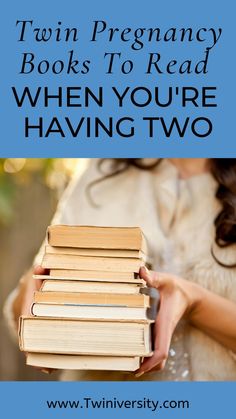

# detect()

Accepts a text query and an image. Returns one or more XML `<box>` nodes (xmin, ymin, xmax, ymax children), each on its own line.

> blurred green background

<box><xmin>0</xmin><ymin>158</ymin><xmax>88</xmax><ymax>380</ymax></box>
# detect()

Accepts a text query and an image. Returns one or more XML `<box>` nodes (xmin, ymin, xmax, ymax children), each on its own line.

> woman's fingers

<box><xmin>34</xmin><ymin>265</ymin><xmax>49</xmax><ymax>275</ymax></box>
<box><xmin>136</xmin><ymin>295</ymin><xmax>175</xmax><ymax>375</ymax></box>
<box><xmin>135</xmin><ymin>274</ymin><xmax>189</xmax><ymax>376</ymax></box>
<box><xmin>40</xmin><ymin>368</ymin><xmax>57</xmax><ymax>375</ymax></box>
<box><xmin>139</xmin><ymin>266</ymin><xmax>162</xmax><ymax>288</ymax></box>
<box><xmin>33</xmin><ymin>265</ymin><xmax>49</xmax><ymax>290</ymax></box>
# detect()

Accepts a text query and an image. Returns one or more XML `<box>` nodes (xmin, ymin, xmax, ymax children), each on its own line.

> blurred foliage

<box><xmin>0</xmin><ymin>159</ymin><xmax>87</xmax><ymax>225</ymax></box>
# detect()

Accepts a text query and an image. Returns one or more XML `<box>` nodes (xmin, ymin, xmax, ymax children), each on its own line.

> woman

<box><xmin>4</xmin><ymin>158</ymin><xmax>236</xmax><ymax>381</ymax></box>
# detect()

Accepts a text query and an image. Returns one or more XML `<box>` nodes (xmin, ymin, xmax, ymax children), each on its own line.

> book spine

<box><xmin>33</xmin><ymin>291</ymin><xmax>150</xmax><ymax>307</ymax></box>
<box><xmin>42</xmin><ymin>255</ymin><xmax>143</xmax><ymax>273</ymax></box>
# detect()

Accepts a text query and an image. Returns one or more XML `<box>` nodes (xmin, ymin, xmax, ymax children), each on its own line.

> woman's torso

<box><xmin>47</xmin><ymin>159</ymin><xmax>236</xmax><ymax>381</ymax></box>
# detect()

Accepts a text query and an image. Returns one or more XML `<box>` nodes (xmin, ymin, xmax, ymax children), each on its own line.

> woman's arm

<box><xmin>136</xmin><ymin>267</ymin><xmax>236</xmax><ymax>375</ymax></box>
<box><xmin>188</xmin><ymin>281</ymin><xmax>236</xmax><ymax>351</ymax></box>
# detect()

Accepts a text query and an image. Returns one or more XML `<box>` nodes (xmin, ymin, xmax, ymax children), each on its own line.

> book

<box><xmin>21</xmin><ymin>224</ymin><xmax>151</xmax><ymax>371</ymax></box>
<box><xmin>26</xmin><ymin>352</ymin><xmax>142</xmax><ymax>371</ymax></box>
<box><xmin>26</xmin><ymin>353</ymin><xmax>141</xmax><ymax>371</ymax></box>
<box><xmin>19</xmin><ymin>317</ymin><xmax>153</xmax><ymax>356</ymax></box>
<box><xmin>34</xmin><ymin>272</ymin><xmax>144</xmax><ymax>284</ymax></box>
<box><xmin>33</xmin><ymin>291</ymin><xmax>150</xmax><ymax>307</ymax></box>
<box><xmin>42</xmin><ymin>253</ymin><xmax>144</xmax><ymax>273</ymax></box>
<box><xmin>49</xmin><ymin>269</ymin><xmax>141</xmax><ymax>282</ymax></box>
<box><xmin>47</xmin><ymin>225</ymin><xmax>147</xmax><ymax>253</ymax></box>
<box><xmin>31</xmin><ymin>303</ymin><xmax>149</xmax><ymax>321</ymax></box>
<box><xmin>40</xmin><ymin>280</ymin><xmax>144</xmax><ymax>294</ymax></box>
<box><xmin>45</xmin><ymin>245</ymin><xmax>146</xmax><ymax>260</ymax></box>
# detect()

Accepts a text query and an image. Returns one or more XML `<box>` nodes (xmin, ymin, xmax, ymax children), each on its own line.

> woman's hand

<box><xmin>136</xmin><ymin>267</ymin><xmax>198</xmax><ymax>376</ymax></box>
<box><xmin>16</xmin><ymin>265</ymin><xmax>55</xmax><ymax>375</ymax></box>
<box><xmin>136</xmin><ymin>266</ymin><xmax>236</xmax><ymax>376</ymax></box>
<box><xmin>20</xmin><ymin>266</ymin><xmax>47</xmax><ymax>316</ymax></box>
<box><xmin>13</xmin><ymin>266</ymin><xmax>47</xmax><ymax>323</ymax></box>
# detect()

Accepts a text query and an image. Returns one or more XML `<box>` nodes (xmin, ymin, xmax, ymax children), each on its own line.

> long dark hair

<box><xmin>88</xmin><ymin>158</ymin><xmax>236</xmax><ymax>268</ymax></box>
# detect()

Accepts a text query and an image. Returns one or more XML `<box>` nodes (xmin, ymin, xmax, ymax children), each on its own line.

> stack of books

<box><xmin>19</xmin><ymin>225</ymin><xmax>153</xmax><ymax>371</ymax></box>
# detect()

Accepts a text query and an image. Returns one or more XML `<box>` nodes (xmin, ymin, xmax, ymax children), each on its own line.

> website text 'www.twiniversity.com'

<box><xmin>46</xmin><ymin>396</ymin><xmax>190</xmax><ymax>412</ymax></box>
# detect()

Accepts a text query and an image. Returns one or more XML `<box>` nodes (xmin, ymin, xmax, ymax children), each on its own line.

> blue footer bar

<box><xmin>0</xmin><ymin>382</ymin><xmax>235</xmax><ymax>418</ymax></box>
